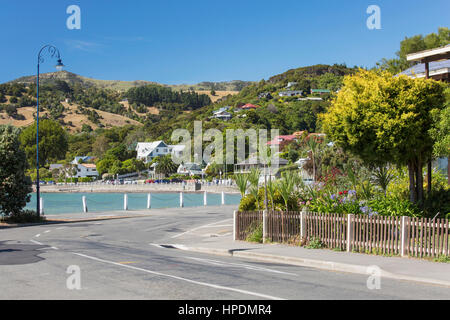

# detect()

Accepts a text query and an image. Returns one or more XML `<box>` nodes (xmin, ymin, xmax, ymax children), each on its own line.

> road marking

<box><xmin>50</xmin><ymin>247</ymin><xmax>59</xmax><ymax>250</ymax></box>
<box><xmin>184</xmin><ymin>256</ymin><xmax>298</xmax><ymax>276</ymax></box>
<box><xmin>72</xmin><ymin>252</ymin><xmax>284</xmax><ymax>300</ymax></box>
<box><xmin>118</xmin><ymin>261</ymin><xmax>138</xmax><ymax>264</ymax></box>
<box><xmin>30</xmin><ymin>239</ymin><xmax>43</xmax><ymax>245</ymax></box>
<box><xmin>35</xmin><ymin>234</ymin><xmax>41</xmax><ymax>238</ymax></box>
<box><xmin>44</xmin><ymin>230</ymin><xmax>51</xmax><ymax>233</ymax></box>
<box><xmin>171</xmin><ymin>219</ymin><xmax>232</xmax><ymax>239</ymax></box>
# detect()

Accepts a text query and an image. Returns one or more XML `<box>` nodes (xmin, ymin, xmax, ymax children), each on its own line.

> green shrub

<box><xmin>245</xmin><ymin>223</ymin><xmax>263</xmax><ymax>243</ymax></box>
<box><xmin>305</xmin><ymin>237</ymin><xmax>324</xmax><ymax>249</ymax></box>
<box><xmin>239</xmin><ymin>194</ymin><xmax>257</xmax><ymax>211</ymax></box>
<box><xmin>1</xmin><ymin>210</ymin><xmax>46</xmax><ymax>224</ymax></box>
<box><xmin>368</xmin><ymin>197</ymin><xmax>422</xmax><ymax>217</ymax></box>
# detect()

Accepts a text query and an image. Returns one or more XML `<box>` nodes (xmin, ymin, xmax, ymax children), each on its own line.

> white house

<box><xmin>177</xmin><ymin>163</ymin><xmax>203</xmax><ymax>176</ymax></box>
<box><xmin>49</xmin><ymin>162</ymin><xmax>98</xmax><ymax>179</ymax></box>
<box><xmin>71</xmin><ymin>156</ymin><xmax>95</xmax><ymax>164</ymax></box>
<box><xmin>74</xmin><ymin>163</ymin><xmax>99</xmax><ymax>178</ymax></box>
<box><xmin>136</xmin><ymin>141</ymin><xmax>186</xmax><ymax>164</ymax></box>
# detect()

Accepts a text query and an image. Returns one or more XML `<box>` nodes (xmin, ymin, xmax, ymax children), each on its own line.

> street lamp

<box><xmin>36</xmin><ymin>45</ymin><xmax>64</xmax><ymax>217</ymax></box>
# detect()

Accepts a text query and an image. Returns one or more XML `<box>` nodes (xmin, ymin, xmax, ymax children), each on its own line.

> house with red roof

<box><xmin>267</xmin><ymin>135</ymin><xmax>298</xmax><ymax>150</ymax></box>
<box><xmin>239</xmin><ymin>103</ymin><xmax>260</xmax><ymax>110</ymax></box>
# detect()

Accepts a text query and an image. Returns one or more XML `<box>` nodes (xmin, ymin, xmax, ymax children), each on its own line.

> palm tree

<box><xmin>267</xmin><ymin>178</ymin><xmax>276</xmax><ymax>211</ymax></box>
<box><xmin>248</xmin><ymin>168</ymin><xmax>261</xmax><ymax>211</ymax></box>
<box><xmin>372</xmin><ymin>165</ymin><xmax>394</xmax><ymax>197</ymax></box>
<box><xmin>155</xmin><ymin>155</ymin><xmax>178</xmax><ymax>177</ymax></box>
<box><xmin>306</xmin><ymin>137</ymin><xmax>319</xmax><ymax>183</ymax></box>
<box><xmin>277</xmin><ymin>171</ymin><xmax>299</xmax><ymax>242</ymax></box>
<box><xmin>234</xmin><ymin>173</ymin><xmax>249</xmax><ymax>198</ymax></box>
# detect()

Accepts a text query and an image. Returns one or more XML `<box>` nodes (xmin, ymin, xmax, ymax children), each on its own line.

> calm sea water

<box><xmin>26</xmin><ymin>192</ymin><xmax>241</xmax><ymax>215</ymax></box>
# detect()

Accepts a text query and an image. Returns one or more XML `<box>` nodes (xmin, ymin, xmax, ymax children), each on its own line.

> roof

<box><xmin>240</xmin><ymin>103</ymin><xmax>260</xmax><ymax>109</ymax></box>
<box><xmin>399</xmin><ymin>59</ymin><xmax>450</xmax><ymax>79</ymax></box>
<box><xmin>81</xmin><ymin>163</ymin><xmax>97</xmax><ymax>169</ymax></box>
<box><xmin>406</xmin><ymin>45</ymin><xmax>450</xmax><ymax>62</ymax></box>
<box><xmin>311</xmin><ymin>89</ymin><xmax>331</xmax><ymax>93</ymax></box>
<box><xmin>136</xmin><ymin>141</ymin><xmax>167</xmax><ymax>157</ymax></box>
<box><xmin>72</xmin><ymin>156</ymin><xmax>94</xmax><ymax>164</ymax></box>
<box><xmin>267</xmin><ymin>135</ymin><xmax>298</xmax><ymax>145</ymax></box>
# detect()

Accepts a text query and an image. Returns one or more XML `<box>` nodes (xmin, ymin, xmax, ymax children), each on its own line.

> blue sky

<box><xmin>0</xmin><ymin>0</ymin><xmax>449</xmax><ymax>84</ymax></box>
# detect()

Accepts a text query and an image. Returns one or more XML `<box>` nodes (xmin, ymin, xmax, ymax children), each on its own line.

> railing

<box><xmin>234</xmin><ymin>210</ymin><xmax>450</xmax><ymax>258</ymax></box>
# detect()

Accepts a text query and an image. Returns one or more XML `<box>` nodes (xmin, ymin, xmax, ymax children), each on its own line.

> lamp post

<box><xmin>36</xmin><ymin>45</ymin><xmax>64</xmax><ymax>217</ymax></box>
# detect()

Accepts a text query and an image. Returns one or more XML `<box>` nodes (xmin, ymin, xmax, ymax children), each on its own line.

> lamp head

<box><xmin>55</xmin><ymin>59</ymin><xmax>64</xmax><ymax>71</ymax></box>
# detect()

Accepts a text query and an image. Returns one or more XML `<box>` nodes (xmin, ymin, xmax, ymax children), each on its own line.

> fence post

<box><xmin>401</xmin><ymin>216</ymin><xmax>410</xmax><ymax>257</ymax></box>
<box><xmin>180</xmin><ymin>192</ymin><xmax>184</xmax><ymax>208</ymax></box>
<box><xmin>204</xmin><ymin>191</ymin><xmax>207</xmax><ymax>206</ymax></box>
<box><xmin>347</xmin><ymin>214</ymin><xmax>354</xmax><ymax>252</ymax></box>
<box><xmin>82</xmin><ymin>196</ymin><xmax>88</xmax><ymax>213</ymax></box>
<box><xmin>300</xmin><ymin>207</ymin><xmax>308</xmax><ymax>239</ymax></box>
<box><xmin>40</xmin><ymin>197</ymin><xmax>44</xmax><ymax>215</ymax></box>
<box><xmin>233</xmin><ymin>210</ymin><xmax>237</xmax><ymax>241</ymax></box>
<box><xmin>263</xmin><ymin>210</ymin><xmax>267</xmax><ymax>243</ymax></box>
<box><xmin>147</xmin><ymin>193</ymin><xmax>151</xmax><ymax>209</ymax></box>
<box><xmin>123</xmin><ymin>193</ymin><xmax>128</xmax><ymax>211</ymax></box>
<box><xmin>221</xmin><ymin>191</ymin><xmax>225</xmax><ymax>205</ymax></box>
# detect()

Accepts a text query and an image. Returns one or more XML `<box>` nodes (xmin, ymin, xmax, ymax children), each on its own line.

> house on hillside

<box><xmin>49</xmin><ymin>162</ymin><xmax>99</xmax><ymax>179</ymax></box>
<box><xmin>177</xmin><ymin>163</ymin><xmax>204</xmax><ymax>176</ymax></box>
<box><xmin>310</xmin><ymin>89</ymin><xmax>331</xmax><ymax>95</ymax></box>
<box><xmin>211</xmin><ymin>106</ymin><xmax>232</xmax><ymax>121</ymax></box>
<box><xmin>267</xmin><ymin>135</ymin><xmax>299</xmax><ymax>150</ymax></box>
<box><xmin>298</xmin><ymin>97</ymin><xmax>323</xmax><ymax>101</ymax></box>
<box><xmin>286</xmin><ymin>82</ymin><xmax>298</xmax><ymax>89</ymax></box>
<box><xmin>238</xmin><ymin>103</ymin><xmax>260</xmax><ymax>111</ymax></box>
<box><xmin>258</xmin><ymin>92</ymin><xmax>273</xmax><ymax>99</ymax></box>
<box><xmin>74</xmin><ymin>163</ymin><xmax>99</xmax><ymax>178</ymax></box>
<box><xmin>71</xmin><ymin>156</ymin><xmax>95</xmax><ymax>164</ymax></box>
<box><xmin>136</xmin><ymin>141</ymin><xmax>186</xmax><ymax>164</ymax></box>
<box><xmin>278</xmin><ymin>90</ymin><xmax>303</xmax><ymax>97</ymax></box>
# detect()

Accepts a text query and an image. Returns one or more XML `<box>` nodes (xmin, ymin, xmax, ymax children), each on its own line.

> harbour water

<box><xmin>26</xmin><ymin>192</ymin><xmax>241</xmax><ymax>215</ymax></box>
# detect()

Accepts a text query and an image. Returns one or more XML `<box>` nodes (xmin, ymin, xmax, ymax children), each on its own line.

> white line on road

<box><xmin>44</xmin><ymin>230</ymin><xmax>51</xmax><ymax>233</ymax></box>
<box><xmin>30</xmin><ymin>239</ymin><xmax>43</xmax><ymax>245</ymax></box>
<box><xmin>72</xmin><ymin>252</ymin><xmax>285</xmax><ymax>300</ymax></box>
<box><xmin>35</xmin><ymin>234</ymin><xmax>41</xmax><ymax>238</ymax></box>
<box><xmin>184</xmin><ymin>256</ymin><xmax>298</xmax><ymax>276</ymax></box>
<box><xmin>171</xmin><ymin>219</ymin><xmax>232</xmax><ymax>239</ymax></box>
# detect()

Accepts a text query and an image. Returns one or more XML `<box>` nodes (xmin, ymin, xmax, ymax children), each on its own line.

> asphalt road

<box><xmin>1</xmin><ymin>205</ymin><xmax>449</xmax><ymax>300</ymax></box>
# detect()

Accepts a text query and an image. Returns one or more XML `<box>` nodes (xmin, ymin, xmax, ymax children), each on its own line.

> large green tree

<box><xmin>430</xmin><ymin>86</ymin><xmax>450</xmax><ymax>158</ymax></box>
<box><xmin>321</xmin><ymin>69</ymin><xmax>445</xmax><ymax>203</ymax></box>
<box><xmin>0</xmin><ymin>125</ymin><xmax>32</xmax><ymax>215</ymax></box>
<box><xmin>155</xmin><ymin>155</ymin><xmax>178</xmax><ymax>177</ymax></box>
<box><xmin>20</xmin><ymin>119</ymin><xmax>68</xmax><ymax>166</ymax></box>
<box><xmin>377</xmin><ymin>27</ymin><xmax>450</xmax><ymax>73</ymax></box>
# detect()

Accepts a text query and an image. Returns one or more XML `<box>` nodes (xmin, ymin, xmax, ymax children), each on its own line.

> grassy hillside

<box><xmin>10</xmin><ymin>71</ymin><xmax>252</xmax><ymax>92</ymax></box>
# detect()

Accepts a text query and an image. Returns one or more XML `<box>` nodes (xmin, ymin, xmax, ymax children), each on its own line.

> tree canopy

<box><xmin>0</xmin><ymin>125</ymin><xmax>32</xmax><ymax>215</ymax></box>
<box><xmin>321</xmin><ymin>69</ymin><xmax>445</xmax><ymax>203</ymax></box>
<box><xmin>20</xmin><ymin>119</ymin><xmax>68</xmax><ymax>166</ymax></box>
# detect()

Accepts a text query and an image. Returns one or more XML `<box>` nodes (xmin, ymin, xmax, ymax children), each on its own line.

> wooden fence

<box><xmin>235</xmin><ymin>211</ymin><xmax>263</xmax><ymax>241</ymax></box>
<box><xmin>234</xmin><ymin>210</ymin><xmax>450</xmax><ymax>258</ymax></box>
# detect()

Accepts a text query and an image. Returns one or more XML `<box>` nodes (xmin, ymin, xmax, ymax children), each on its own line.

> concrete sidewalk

<box><xmin>169</xmin><ymin>231</ymin><xmax>450</xmax><ymax>288</ymax></box>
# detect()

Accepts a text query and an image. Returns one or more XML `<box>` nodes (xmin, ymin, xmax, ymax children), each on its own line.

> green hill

<box><xmin>9</xmin><ymin>71</ymin><xmax>253</xmax><ymax>92</ymax></box>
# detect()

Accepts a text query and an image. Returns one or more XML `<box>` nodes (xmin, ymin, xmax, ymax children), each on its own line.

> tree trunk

<box><xmin>417</xmin><ymin>156</ymin><xmax>424</xmax><ymax>203</ymax></box>
<box><xmin>408</xmin><ymin>161</ymin><xmax>417</xmax><ymax>203</ymax></box>
<box><xmin>427</xmin><ymin>160</ymin><xmax>432</xmax><ymax>193</ymax></box>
